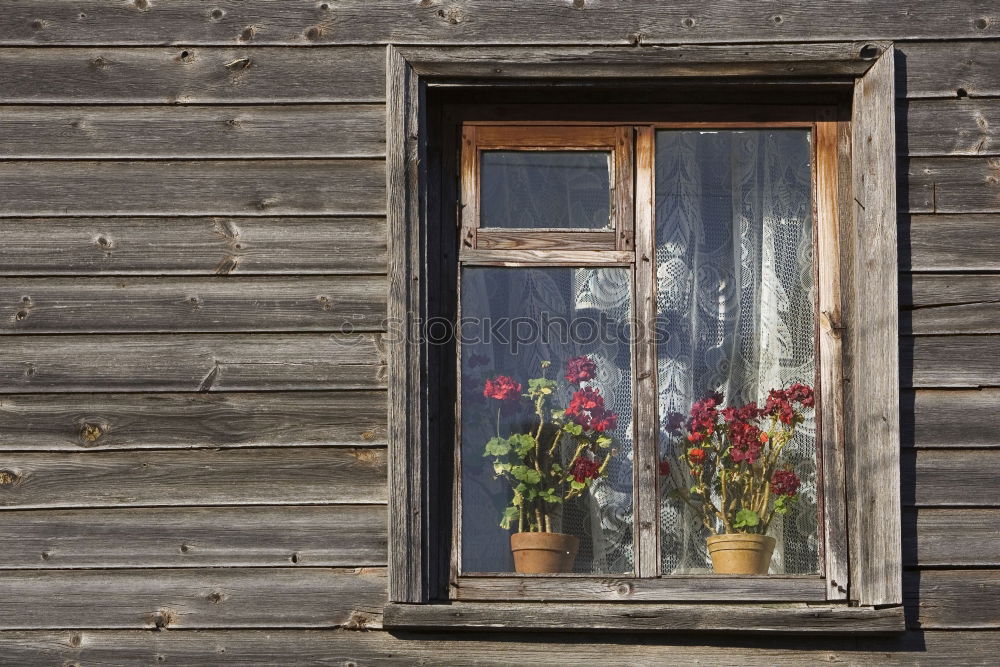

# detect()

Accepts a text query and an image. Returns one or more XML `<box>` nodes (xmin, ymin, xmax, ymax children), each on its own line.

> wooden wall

<box><xmin>0</xmin><ymin>2</ymin><xmax>998</xmax><ymax>663</ymax></box>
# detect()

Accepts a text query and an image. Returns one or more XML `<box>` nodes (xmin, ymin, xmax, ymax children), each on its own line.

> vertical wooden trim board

<box><xmin>847</xmin><ymin>46</ymin><xmax>902</xmax><ymax>607</ymax></box>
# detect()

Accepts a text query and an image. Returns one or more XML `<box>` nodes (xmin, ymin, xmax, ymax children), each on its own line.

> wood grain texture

<box><xmin>846</xmin><ymin>47</ymin><xmax>901</xmax><ymax>607</ymax></box>
<box><xmin>0</xmin><ymin>276</ymin><xmax>387</xmax><ymax>334</ymax></box>
<box><xmin>905</xmin><ymin>99</ymin><xmax>1000</xmax><ymax>156</ymax></box>
<box><xmin>904</xmin><ymin>509</ymin><xmax>1000</xmax><ymax>567</ymax></box>
<box><xmin>384</xmin><ymin>601</ymin><xmax>904</xmax><ymax>633</ymax></box>
<box><xmin>0</xmin><ymin>47</ymin><xmax>384</xmax><ymax>103</ymax></box>
<box><xmin>899</xmin><ymin>40</ymin><xmax>1000</xmax><ymax>99</ymax></box>
<box><xmin>907</xmin><ymin>157</ymin><xmax>1000</xmax><ymax>214</ymax></box>
<box><xmin>0</xmin><ymin>217</ymin><xmax>387</xmax><ymax>276</ymax></box>
<box><xmin>0</xmin><ymin>568</ymin><xmax>386</xmax><ymax>630</ymax></box>
<box><xmin>906</xmin><ymin>570</ymin><xmax>1000</xmax><ymax>629</ymax></box>
<box><xmin>0</xmin><ymin>391</ymin><xmax>386</xmax><ymax>451</ymax></box>
<box><xmin>0</xmin><ymin>3</ymin><xmax>998</xmax><ymax>46</ymax></box>
<box><xmin>902</xmin><ymin>274</ymin><xmax>1000</xmax><ymax>335</ymax></box>
<box><xmin>0</xmin><ymin>629</ymin><xmax>990</xmax><ymax>666</ymax></box>
<box><xmin>0</xmin><ymin>334</ymin><xmax>386</xmax><ymax>393</ymax></box>
<box><xmin>0</xmin><ymin>160</ymin><xmax>385</xmax><ymax>217</ymax></box>
<box><xmin>0</xmin><ymin>105</ymin><xmax>385</xmax><ymax>158</ymax></box>
<box><xmin>903</xmin><ymin>215</ymin><xmax>1000</xmax><ymax>272</ymax></box>
<box><xmin>903</xmin><ymin>335</ymin><xmax>1000</xmax><ymax>388</ymax></box>
<box><xmin>0</xmin><ymin>447</ymin><xmax>387</xmax><ymax>509</ymax></box>
<box><xmin>903</xmin><ymin>449</ymin><xmax>1000</xmax><ymax>507</ymax></box>
<box><xmin>0</xmin><ymin>505</ymin><xmax>386</xmax><ymax>569</ymax></box>
<box><xmin>901</xmin><ymin>389</ymin><xmax>1000</xmax><ymax>448</ymax></box>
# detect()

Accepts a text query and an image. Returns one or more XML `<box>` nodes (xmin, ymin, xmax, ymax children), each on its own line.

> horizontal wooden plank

<box><xmin>452</xmin><ymin>576</ymin><xmax>826</xmax><ymax>603</ymax></box>
<box><xmin>0</xmin><ymin>217</ymin><xmax>387</xmax><ymax>276</ymax></box>
<box><xmin>0</xmin><ymin>391</ymin><xmax>386</xmax><ymax>451</ymax></box>
<box><xmin>907</xmin><ymin>157</ymin><xmax>1000</xmax><ymax>214</ymax></box>
<box><xmin>0</xmin><ymin>334</ymin><xmax>385</xmax><ymax>393</ymax></box>
<box><xmin>384</xmin><ymin>601</ymin><xmax>904</xmax><ymax>634</ymax></box>
<box><xmin>0</xmin><ymin>568</ymin><xmax>385</xmax><ymax>630</ymax></box>
<box><xmin>905</xmin><ymin>508</ymin><xmax>1000</xmax><ymax>567</ymax></box>
<box><xmin>902</xmin><ymin>389</ymin><xmax>1000</xmax><ymax>448</ymax></box>
<box><xmin>0</xmin><ymin>629</ymin><xmax>991</xmax><ymax>665</ymax></box>
<box><xmin>0</xmin><ymin>505</ymin><xmax>386</xmax><ymax>569</ymax></box>
<box><xmin>902</xmin><ymin>274</ymin><xmax>1000</xmax><ymax>335</ymax></box>
<box><xmin>0</xmin><ymin>105</ymin><xmax>385</xmax><ymax>158</ymax></box>
<box><xmin>0</xmin><ymin>276</ymin><xmax>387</xmax><ymax>334</ymax></box>
<box><xmin>2</xmin><ymin>3</ymin><xmax>998</xmax><ymax>45</ymax></box>
<box><xmin>898</xmin><ymin>41</ymin><xmax>1000</xmax><ymax>99</ymax></box>
<box><xmin>906</xmin><ymin>569</ymin><xmax>1000</xmax><ymax>629</ymax></box>
<box><xmin>902</xmin><ymin>335</ymin><xmax>1000</xmax><ymax>388</ymax></box>
<box><xmin>905</xmin><ymin>99</ymin><xmax>1000</xmax><ymax>156</ymax></box>
<box><xmin>0</xmin><ymin>160</ymin><xmax>385</xmax><ymax>217</ymax></box>
<box><xmin>903</xmin><ymin>449</ymin><xmax>1000</xmax><ymax>507</ymax></box>
<box><xmin>903</xmin><ymin>215</ymin><xmax>1000</xmax><ymax>272</ymax></box>
<box><xmin>0</xmin><ymin>447</ymin><xmax>386</xmax><ymax>508</ymax></box>
<box><xmin>0</xmin><ymin>47</ymin><xmax>383</xmax><ymax>103</ymax></box>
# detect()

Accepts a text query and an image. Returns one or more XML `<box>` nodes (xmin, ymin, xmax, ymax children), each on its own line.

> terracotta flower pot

<box><xmin>706</xmin><ymin>533</ymin><xmax>776</xmax><ymax>574</ymax></box>
<box><xmin>510</xmin><ymin>532</ymin><xmax>580</xmax><ymax>574</ymax></box>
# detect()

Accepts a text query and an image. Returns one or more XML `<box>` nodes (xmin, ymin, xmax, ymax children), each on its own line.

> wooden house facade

<box><xmin>0</xmin><ymin>2</ymin><xmax>998</xmax><ymax>663</ymax></box>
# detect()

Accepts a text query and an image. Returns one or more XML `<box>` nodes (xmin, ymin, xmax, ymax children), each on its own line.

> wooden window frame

<box><xmin>385</xmin><ymin>43</ymin><xmax>903</xmax><ymax>633</ymax></box>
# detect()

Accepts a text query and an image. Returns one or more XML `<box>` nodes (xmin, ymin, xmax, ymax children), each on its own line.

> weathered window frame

<box><xmin>385</xmin><ymin>43</ymin><xmax>903</xmax><ymax>633</ymax></box>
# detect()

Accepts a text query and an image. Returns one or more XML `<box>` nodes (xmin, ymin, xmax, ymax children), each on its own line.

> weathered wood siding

<box><xmin>0</xmin><ymin>2</ymin><xmax>997</xmax><ymax>662</ymax></box>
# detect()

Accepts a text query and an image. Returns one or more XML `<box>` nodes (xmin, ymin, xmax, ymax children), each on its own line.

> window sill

<box><xmin>383</xmin><ymin>601</ymin><xmax>906</xmax><ymax>634</ymax></box>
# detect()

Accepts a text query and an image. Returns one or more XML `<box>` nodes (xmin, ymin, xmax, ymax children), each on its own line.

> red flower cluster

<box><xmin>565</xmin><ymin>355</ymin><xmax>597</xmax><ymax>384</ymax></box>
<box><xmin>770</xmin><ymin>469</ymin><xmax>801</xmax><ymax>497</ymax></box>
<box><xmin>483</xmin><ymin>375</ymin><xmax>522</xmax><ymax>401</ymax></box>
<box><xmin>688</xmin><ymin>448</ymin><xmax>706</xmax><ymax>465</ymax></box>
<box><xmin>686</xmin><ymin>392</ymin><xmax>723</xmax><ymax>442</ymax></box>
<box><xmin>764</xmin><ymin>383</ymin><xmax>815</xmax><ymax>424</ymax></box>
<box><xmin>566</xmin><ymin>387</ymin><xmax>619</xmax><ymax>432</ymax></box>
<box><xmin>570</xmin><ymin>456</ymin><xmax>601</xmax><ymax>483</ymax></box>
<box><xmin>659</xmin><ymin>459</ymin><xmax>671</xmax><ymax>476</ymax></box>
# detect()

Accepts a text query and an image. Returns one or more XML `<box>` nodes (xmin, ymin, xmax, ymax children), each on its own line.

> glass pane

<box><xmin>654</xmin><ymin>130</ymin><xmax>820</xmax><ymax>575</ymax></box>
<box><xmin>460</xmin><ymin>266</ymin><xmax>633</xmax><ymax>574</ymax></box>
<box><xmin>480</xmin><ymin>151</ymin><xmax>612</xmax><ymax>229</ymax></box>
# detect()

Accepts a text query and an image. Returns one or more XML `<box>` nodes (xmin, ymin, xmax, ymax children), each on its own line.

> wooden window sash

<box><xmin>453</xmin><ymin>113</ymin><xmax>847</xmax><ymax>601</ymax></box>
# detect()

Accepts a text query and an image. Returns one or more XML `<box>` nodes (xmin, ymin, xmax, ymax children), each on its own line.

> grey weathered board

<box><xmin>907</xmin><ymin>157</ymin><xmax>1000</xmax><ymax>214</ymax></box>
<box><xmin>0</xmin><ymin>629</ymin><xmax>992</xmax><ymax>665</ymax></box>
<box><xmin>902</xmin><ymin>449</ymin><xmax>1000</xmax><ymax>507</ymax></box>
<box><xmin>901</xmin><ymin>389</ymin><xmax>1000</xmax><ymax>448</ymax></box>
<box><xmin>904</xmin><ymin>214</ymin><xmax>1000</xmax><ymax>271</ymax></box>
<box><xmin>0</xmin><ymin>391</ymin><xmax>386</xmax><ymax>450</ymax></box>
<box><xmin>905</xmin><ymin>509</ymin><xmax>1000</xmax><ymax>567</ymax></box>
<box><xmin>0</xmin><ymin>568</ymin><xmax>386</xmax><ymax>630</ymax></box>
<box><xmin>0</xmin><ymin>276</ymin><xmax>388</xmax><ymax>334</ymax></box>
<box><xmin>0</xmin><ymin>505</ymin><xmax>387</xmax><ymax>569</ymax></box>
<box><xmin>0</xmin><ymin>105</ymin><xmax>386</xmax><ymax>159</ymax></box>
<box><xmin>0</xmin><ymin>333</ymin><xmax>386</xmax><ymax>392</ymax></box>
<box><xmin>2</xmin><ymin>2</ymin><xmax>999</xmax><ymax>44</ymax></box>
<box><xmin>0</xmin><ymin>217</ymin><xmax>387</xmax><ymax>276</ymax></box>
<box><xmin>0</xmin><ymin>447</ymin><xmax>387</xmax><ymax>508</ymax></box>
<box><xmin>0</xmin><ymin>47</ymin><xmax>385</xmax><ymax>103</ymax></box>
<box><xmin>0</xmin><ymin>159</ymin><xmax>385</xmax><ymax>217</ymax></box>
<box><xmin>905</xmin><ymin>99</ymin><xmax>1000</xmax><ymax>156</ymax></box>
<box><xmin>903</xmin><ymin>335</ymin><xmax>1000</xmax><ymax>388</ymax></box>
<box><xmin>901</xmin><ymin>274</ymin><xmax>1000</xmax><ymax>335</ymax></box>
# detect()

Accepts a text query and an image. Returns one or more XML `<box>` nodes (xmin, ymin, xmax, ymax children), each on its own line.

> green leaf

<box><xmin>484</xmin><ymin>437</ymin><xmax>510</xmax><ymax>457</ymax></box>
<box><xmin>734</xmin><ymin>509</ymin><xmax>760</xmax><ymax>529</ymax></box>
<box><xmin>509</xmin><ymin>433</ymin><xmax>536</xmax><ymax>457</ymax></box>
<box><xmin>550</xmin><ymin>463</ymin><xmax>563</xmax><ymax>474</ymax></box>
<box><xmin>563</xmin><ymin>423</ymin><xmax>584</xmax><ymax>436</ymax></box>
<box><xmin>595</xmin><ymin>435</ymin><xmax>613</xmax><ymax>449</ymax></box>
<box><xmin>499</xmin><ymin>505</ymin><xmax>519</xmax><ymax>529</ymax></box>
<box><xmin>493</xmin><ymin>460</ymin><xmax>511</xmax><ymax>475</ymax></box>
<box><xmin>570</xmin><ymin>480</ymin><xmax>586</xmax><ymax>491</ymax></box>
<box><xmin>551</xmin><ymin>409</ymin><xmax>566</xmax><ymax>420</ymax></box>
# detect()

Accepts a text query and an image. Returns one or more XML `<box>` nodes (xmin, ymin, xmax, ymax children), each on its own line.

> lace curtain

<box><xmin>460</xmin><ymin>266</ymin><xmax>634</xmax><ymax>574</ymax></box>
<box><xmin>655</xmin><ymin>129</ymin><xmax>820</xmax><ymax>574</ymax></box>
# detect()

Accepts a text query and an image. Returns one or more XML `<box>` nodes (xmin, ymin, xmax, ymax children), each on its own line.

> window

<box><xmin>385</xmin><ymin>43</ymin><xmax>903</xmax><ymax>633</ymax></box>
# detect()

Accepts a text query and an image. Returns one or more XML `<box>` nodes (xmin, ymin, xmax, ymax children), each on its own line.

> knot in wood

<box><xmin>239</xmin><ymin>26</ymin><xmax>257</xmax><ymax>42</ymax></box>
<box><xmin>859</xmin><ymin>44</ymin><xmax>880</xmax><ymax>60</ymax></box>
<box><xmin>149</xmin><ymin>609</ymin><xmax>177</xmax><ymax>630</ymax></box>
<box><xmin>615</xmin><ymin>581</ymin><xmax>634</xmax><ymax>596</ymax></box>
<box><xmin>0</xmin><ymin>469</ymin><xmax>21</xmax><ymax>487</ymax></box>
<box><xmin>133</xmin><ymin>0</ymin><xmax>150</xmax><ymax>11</ymax></box>
<box><xmin>210</xmin><ymin>8</ymin><xmax>225</xmax><ymax>20</ymax></box>
<box><xmin>225</xmin><ymin>57</ymin><xmax>252</xmax><ymax>72</ymax></box>
<box><xmin>80</xmin><ymin>423</ymin><xmax>104</xmax><ymax>444</ymax></box>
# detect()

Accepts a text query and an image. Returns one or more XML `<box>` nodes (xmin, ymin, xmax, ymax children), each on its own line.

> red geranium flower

<box><xmin>771</xmin><ymin>469</ymin><xmax>801</xmax><ymax>497</ymax></box>
<box><xmin>565</xmin><ymin>355</ymin><xmax>597</xmax><ymax>384</ymax></box>
<box><xmin>570</xmin><ymin>456</ymin><xmax>601</xmax><ymax>483</ymax></box>
<box><xmin>483</xmin><ymin>375</ymin><xmax>522</xmax><ymax>401</ymax></box>
<box><xmin>688</xmin><ymin>448</ymin><xmax>706</xmax><ymax>465</ymax></box>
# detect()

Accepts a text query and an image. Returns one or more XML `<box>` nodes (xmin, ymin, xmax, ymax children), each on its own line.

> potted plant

<box><xmin>481</xmin><ymin>356</ymin><xmax>619</xmax><ymax>574</ymax></box>
<box><xmin>666</xmin><ymin>384</ymin><xmax>814</xmax><ymax>574</ymax></box>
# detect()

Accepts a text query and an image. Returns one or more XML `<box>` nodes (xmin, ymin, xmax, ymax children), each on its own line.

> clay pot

<box><xmin>706</xmin><ymin>533</ymin><xmax>776</xmax><ymax>574</ymax></box>
<box><xmin>510</xmin><ymin>532</ymin><xmax>580</xmax><ymax>574</ymax></box>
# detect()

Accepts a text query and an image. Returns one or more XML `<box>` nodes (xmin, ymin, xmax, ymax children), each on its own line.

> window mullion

<box><xmin>634</xmin><ymin>126</ymin><xmax>660</xmax><ymax>578</ymax></box>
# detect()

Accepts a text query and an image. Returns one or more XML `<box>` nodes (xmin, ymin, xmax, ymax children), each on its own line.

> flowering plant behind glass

<box><xmin>665</xmin><ymin>384</ymin><xmax>814</xmax><ymax>536</ymax></box>
<box><xmin>482</xmin><ymin>356</ymin><xmax>619</xmax><ymax>533</ymax></box>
